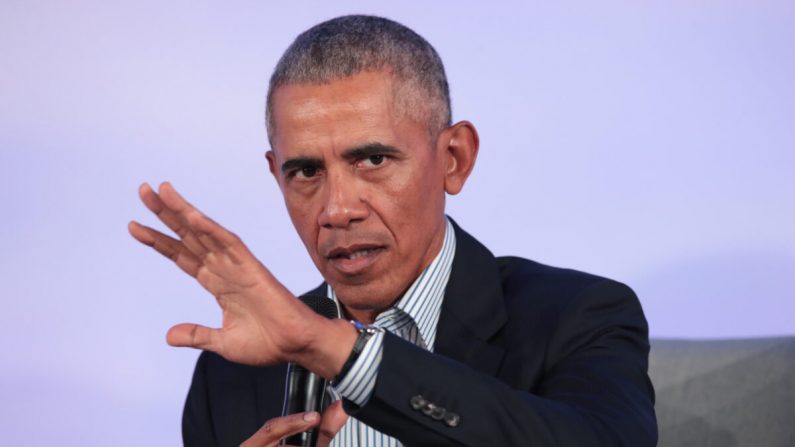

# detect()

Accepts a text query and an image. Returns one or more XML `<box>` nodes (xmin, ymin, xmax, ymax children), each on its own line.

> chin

<box><xmin>330</xmin><ymin>279</ymin><xmax>400</xmax><ymax>312</ymax></box>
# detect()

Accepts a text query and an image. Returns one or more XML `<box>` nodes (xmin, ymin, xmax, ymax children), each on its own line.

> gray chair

<box><xmin>649</xmin><ymin>337</ymin><xmax>795</xmax><ymax>447</ymax></box>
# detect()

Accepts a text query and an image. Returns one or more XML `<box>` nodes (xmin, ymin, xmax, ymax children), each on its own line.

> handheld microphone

<box><xmin>281</xmin><ymin>294</ymin><xmax>339</xmax><ymax>447</ymax></box>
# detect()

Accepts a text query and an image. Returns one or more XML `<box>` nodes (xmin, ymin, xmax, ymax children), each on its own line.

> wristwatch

<box><xmin>333</xmin><ymin>321</ymin><xmax>384</xmax><ymax>384</ymax></box>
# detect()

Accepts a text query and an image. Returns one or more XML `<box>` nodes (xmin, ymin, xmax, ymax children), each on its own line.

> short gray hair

<box><xmin>265</xmin><ymin>15</ymin><xmax>451</xmax><ymax>143</ymax></box>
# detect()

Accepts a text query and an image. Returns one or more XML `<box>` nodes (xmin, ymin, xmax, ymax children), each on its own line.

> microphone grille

<box><xmin>299</xmin><ymin>294</ymin><xmax>339</xmax><ymax>319</ymax></box>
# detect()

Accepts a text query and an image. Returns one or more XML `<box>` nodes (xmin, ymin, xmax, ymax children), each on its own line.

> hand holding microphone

<box><xmin>241</xmin><ymin>401</ymin><xmax>348</xmax><ymax>447</ymax></box>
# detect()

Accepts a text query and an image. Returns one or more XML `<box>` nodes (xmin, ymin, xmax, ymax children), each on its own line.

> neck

<box><xmin>338</xmin><ymin>296</ymin><xmax>398</xmax><ymax>323</ymax></box>
<box><xmin>342</xmin><ymin>306</ymin><xmax>380</xmax><ymax>324</ymax></box>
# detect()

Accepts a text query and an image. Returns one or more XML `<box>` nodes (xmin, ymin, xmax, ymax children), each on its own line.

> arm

<box><xmin>344</xmin><ymin>280</ymin><xmax>656</xmax><ymax>446</ymax></box>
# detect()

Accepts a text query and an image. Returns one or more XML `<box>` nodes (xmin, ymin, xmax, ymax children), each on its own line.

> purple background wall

<box><xmin>1</xmin><ymin>1</ymin><xmax>793</xmax><ymax>445</ymax></box>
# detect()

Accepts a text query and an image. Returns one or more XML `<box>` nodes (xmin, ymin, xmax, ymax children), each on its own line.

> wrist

<box><xmin>292</xmin><ymin>318</ymin><xmax>359</xmax><ymax>379</ymax></box>
<box><xmin>332</xmin><ymin>321</ymin><xmax>383</xmax><ymax>384</ymax></box>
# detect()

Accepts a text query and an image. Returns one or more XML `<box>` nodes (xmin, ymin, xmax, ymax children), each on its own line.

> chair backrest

<box><xmin>649</xmin><ymin>337</ymin><xmax>795</xmax><ymax>447</ymax></box>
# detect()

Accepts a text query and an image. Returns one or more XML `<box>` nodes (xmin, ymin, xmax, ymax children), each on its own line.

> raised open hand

<box><xmin>128</xmin><ymin>182</ymin><xmax>326</xmax><ymax>367</ymax></box>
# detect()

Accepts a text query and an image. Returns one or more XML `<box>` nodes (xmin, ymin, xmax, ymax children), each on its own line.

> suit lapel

<box><xmin>434</xmin><ymin>219</ymin><xmax>507</xmax><ymax>377</ymax></box>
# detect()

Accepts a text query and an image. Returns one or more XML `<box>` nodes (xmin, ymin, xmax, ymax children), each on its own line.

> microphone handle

<box><xmin>280</xmin><ymin>294</ymin><xmax>338</xmax><ymax>447</ymax></box>
<box><xmin>281</xmin><ymin>363</ymin><xmax>328</xmax><ymax>447</ymax></box>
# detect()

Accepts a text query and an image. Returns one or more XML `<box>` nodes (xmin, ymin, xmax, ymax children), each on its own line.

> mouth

<box><xmin>325</xmin><ymin>244</ymin><xmax>386</xmax><ymax>274</ymax></box>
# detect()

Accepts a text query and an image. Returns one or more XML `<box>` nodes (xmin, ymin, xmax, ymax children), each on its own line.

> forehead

<box><xmin>269</xmin><ymin>71</ymin><xmax>409</xmax><ymax>155</ymax></box>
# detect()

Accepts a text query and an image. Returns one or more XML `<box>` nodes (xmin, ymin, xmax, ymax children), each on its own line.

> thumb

<box><xmin>167</xmin><ymin>323</ymin><xmax>219</xmax><ymax>351</ymax></box>
<box><xmin>316</xmin><ymin>401</ymin><xmax>349</xmax><ymax>447</ymax></box>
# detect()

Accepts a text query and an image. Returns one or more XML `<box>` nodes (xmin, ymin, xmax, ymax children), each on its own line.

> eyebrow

<box><xmin>341</xmin><ymin>143</ymin><xmax>402</xmax><ymax>161</ymax></box>
<box><xmin>280</xmin><ymin>156</ymin><xmax>322</xmax><ymax>174</ymax></box>
<box><xmin>280</xmin><ymin>143</ymin><xmax>402</xmax><ymax>173</ymax></box>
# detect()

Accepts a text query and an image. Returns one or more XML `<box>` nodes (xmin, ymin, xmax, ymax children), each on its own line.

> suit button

<box><xmin>444</xmin><ymin>412</ymin><xmax>461</xmax><ymax>427</ymax></box>
<box><xmin>422</xmin><ymin>402</ymin><xmax>437</xmax><ymax>416</ymax></box>
<box><xmin>430</xmin><ymin>406</ymin><xmax>445</xmax><ymax>420</ymax></box>
<box><xmin>410</xmin><ymin>395</ymin><xmax>427</xmax><ymax>410</ymax></box>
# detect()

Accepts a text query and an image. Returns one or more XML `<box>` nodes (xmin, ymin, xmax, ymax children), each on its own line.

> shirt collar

<box><xmin>328</xmin><ymin>217</ymin><xmax>456</xmax><ymax>350</ymax></box>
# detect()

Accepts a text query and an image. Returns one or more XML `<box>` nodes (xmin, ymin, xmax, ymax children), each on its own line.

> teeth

<box><xmin>346</xmin><ymin>248</ymin><xmax>375</xmax><ymax>260</ymax></box>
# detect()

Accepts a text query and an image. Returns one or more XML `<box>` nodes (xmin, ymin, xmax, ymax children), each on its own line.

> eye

<box><xmin>287</xmin><ymin>165</ymin><xmax>321</xmax><ymax>181</ymax></box>
<box><xmin>299</xmin><ymin>166</ymin><xmax>318</xmax><ymax>178</ymax></box>
<box><xmin>359</xmin><ymin>154</ymin><xmax>386</xmax><ymax>168</ymax></box>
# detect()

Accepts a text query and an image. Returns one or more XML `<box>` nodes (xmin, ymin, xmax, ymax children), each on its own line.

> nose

<box><xmin>317</xmin><ymin>170</ymin><xmax>369</xmax><ymax>229</ymax></box>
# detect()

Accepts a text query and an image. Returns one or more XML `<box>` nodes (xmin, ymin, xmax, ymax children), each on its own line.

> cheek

<box><xmin>372</xmin><ymin>162</ymin><xmax>445</xmax><ymax>234</ymax></box>
<box><xmin>284</xmin><ymin>195</ymin><xmax>319</xmax><ymax>244</ymax></box>
<box><xmin>392</xmin><ymin>161</ymin><xmax>444</xmax><ymax>210</ymax></box>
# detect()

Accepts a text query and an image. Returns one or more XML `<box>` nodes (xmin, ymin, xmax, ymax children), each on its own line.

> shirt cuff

<box><xmin>331</xmin><ymin>328</ymin><xmax>385</xmax><ymax>407</ymax></box>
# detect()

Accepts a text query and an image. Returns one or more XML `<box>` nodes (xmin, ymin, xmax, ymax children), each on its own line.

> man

<box><xmin>129</xmin><ymin>15</ymin><xmax>656</xmax><ymax>447</ymax></box>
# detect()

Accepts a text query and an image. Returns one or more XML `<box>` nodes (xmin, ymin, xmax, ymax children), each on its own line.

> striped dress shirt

<box><xmin>326</xmin><ymin>217</ymin><xmax>457</xmax><ymax>447</ymax></box>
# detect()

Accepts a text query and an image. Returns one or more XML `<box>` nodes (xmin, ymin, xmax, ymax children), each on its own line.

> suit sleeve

<box><xmin>342</xmin><ymin>280</ymin><xmax>657</xmax><ymax>447</ymax></box>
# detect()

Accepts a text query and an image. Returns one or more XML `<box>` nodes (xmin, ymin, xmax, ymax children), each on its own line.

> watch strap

<box><xmin>333</xmin><ymin>321</ymin><xmax>382</xmax><ymax>384</ymax></box>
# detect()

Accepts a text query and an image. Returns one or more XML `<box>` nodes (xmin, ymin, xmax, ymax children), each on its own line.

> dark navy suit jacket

<box><xmin>182</xmin><ymin>221</ymin><xmax>657</xmax><ymax>446</ymax></box>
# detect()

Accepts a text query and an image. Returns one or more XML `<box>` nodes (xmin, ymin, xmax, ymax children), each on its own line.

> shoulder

<box><xmin>495</xmin><ymin>256</ymin><xmax>646</xmax><ymax>345</ymax></box>
<box><xmin>448</xmin><ymin>220</ymin><xmax>645</xmax><ymax>338</ymax></box>
<box><xmin>497</xmin><ymin>255</ymin><xmax>637</xmax><ymax>303</ymax></box>
<box><xmin>497</xmin><ymin>256</ymin><xmax>616</xmax><ymax>299</ymax></box>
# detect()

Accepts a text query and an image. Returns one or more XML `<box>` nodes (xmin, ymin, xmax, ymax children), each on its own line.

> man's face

<box><xmin>268</xmin><ymin>70</ymin><xmax>448</xmax><ymax>318</ymax></box>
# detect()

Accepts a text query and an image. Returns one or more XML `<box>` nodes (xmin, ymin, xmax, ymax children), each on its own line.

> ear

<box><xmin>265</xmin><ymin>150</ymin><xmax>281</xmax><ymax>186</ymax></box>
<box><xmin>438</xmin><ymin>121</ymin><xmax>479</xmax><ymax>195</ymax></box>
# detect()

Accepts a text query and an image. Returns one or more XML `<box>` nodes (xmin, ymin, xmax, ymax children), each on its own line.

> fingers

<box><xmin>190</xmin><ymin>210</ymin><xmax>244</xmax><ymax>257</ymax></box>
<box><xmin>155</xmin><ymin>182</ymin><xmax>249</xmax><ymax>263</ymax></box>
<box><xmin>167</xmin><ymin>323</ymin><xmax>219</xmax><ymax>351</ymax></box>
<box><xmin>128</xmin><ymin>221</ymin><xmax>201</xmax><ymax>276</ymax></box>
<box><xmin>241</xmin><ymin>412</ymin><xmax>321</xmax><ymax>447</ymax></box>
<box><xmin>166</xmin><ymin>182</ymin><xmax>250</xmax><ymax>254</ymax></box>
<box><xmin>132</xmin><ymin>181</ymin><xmax>254</xmax><ymax>280</ymax></box>
<box><xmin>139</xmin><ymin>183</ymin><xmax>210</xmax><ymax>259</ymax></box>
<box><xmin>317</xmin><ymin>401</ymin><xmax>349</xmax><ymax>447</ymax></box>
